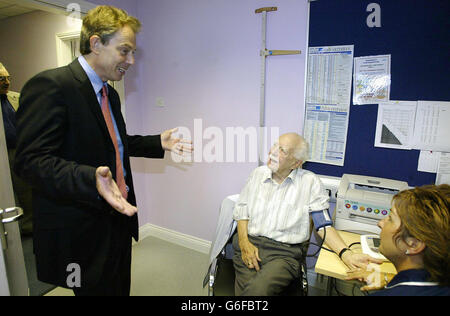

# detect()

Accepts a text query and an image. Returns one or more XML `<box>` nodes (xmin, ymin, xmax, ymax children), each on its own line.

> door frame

<box><xmin>15</xmin><ymin>0</ymin><xmax>95</xmax><ymax>16</ymax></box>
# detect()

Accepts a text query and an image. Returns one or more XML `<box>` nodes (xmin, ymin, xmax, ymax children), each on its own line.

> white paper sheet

<box><xmin>353</xmin><ymin>55</ymin><xmax>391</xmax><ymax>105</ymax></box>
<box><xmin>417</xmin><ymin>150</ymin><xmax>440</xmax><ymax>173</ymax></box>
<box><xmin>375</xmin><ymin>101</ymin><xmax>417</xmax><ymax>150</ymax></box>
<box><xmin>436</xmin><ymin>152</ymin><xmax>450</xmax><ymax>185</ymax></box>
<box><xmin>412</xmin><ymin>101</ymin><xmax>450</xmax><ymax>152</ymax></box>
<box><xmin>304</xmin><ymin>45</ymin><xmax>354</xmax><ymax>166</ymax></box>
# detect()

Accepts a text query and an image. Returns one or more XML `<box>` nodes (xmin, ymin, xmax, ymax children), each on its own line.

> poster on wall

<box><xmin>412</xmin><ymin>101</ymin><xmax>450</xmax><ymax>152</ymax></box>
<box><xmin>304</xmin><ymin>45</ymin><xmax>354</xmax><ymax>166</ymax></box>
<box><xmin>374</xmin><ymin>101</ymin><xmax>417</xmax><ymax>150</ymax></box>
<box><xmin>436</xmin><ymin>153</ymin><xmax>450</xmax><ymax>185</ymax></box>
<box><xmin>353</xmin><ymin>55</ymin><xmax>391</xmax><ymax>105</ymax></box>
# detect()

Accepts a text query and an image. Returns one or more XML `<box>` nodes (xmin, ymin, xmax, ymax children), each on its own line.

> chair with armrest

<box><xmin>203</xmin><ymin>195</ymin><xmax>309</xmax><ymax>296</ymax></box>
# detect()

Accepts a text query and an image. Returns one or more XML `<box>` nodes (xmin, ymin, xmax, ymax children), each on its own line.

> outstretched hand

<box><xmin>341</xmin><ymin>251</ymin><xmax>385</xmax><ymax>270</ymax></box>
<box><xmin>346</xmin><ymin>264</ymin><xmax>394</xmax><ymax>291</ymax></box>
<box><xmin>161</xmin><ymin>128</ymin><xmax>193</xmax><ymax>155</ymax></box>
<box><xmin>95</xmin><ymin>166</ymin><xmax>137</xmax><ymax>217</ymax></box>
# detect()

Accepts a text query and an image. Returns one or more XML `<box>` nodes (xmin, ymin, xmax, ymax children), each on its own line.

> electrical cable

<box><xmin>305</xmin><ymin>224</ymin><xmax>330</xmax><ymax>258</ymax></box>
<box><xmin>348</xmin><ymin>242</ymin><xmax>361</xmax><ymax>249</ymax></box>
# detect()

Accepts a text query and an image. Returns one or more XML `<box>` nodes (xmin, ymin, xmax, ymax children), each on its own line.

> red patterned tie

<box><xmin>101</xmin><ymin>85</ymin><xmax>128</xmax><ymax>199</ymax></box>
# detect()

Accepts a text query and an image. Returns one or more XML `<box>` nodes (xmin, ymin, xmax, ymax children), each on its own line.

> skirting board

<box><xmin>136</xmin><ymin>223</ymin><xmax>212</xmax><ymax>255</ymax></box>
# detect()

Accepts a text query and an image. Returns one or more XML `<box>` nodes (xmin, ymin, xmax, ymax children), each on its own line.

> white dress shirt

<box><xmin>233</xmin><ymin>166</ymin><xmax>329</xmax><ymax>244</ymax></box>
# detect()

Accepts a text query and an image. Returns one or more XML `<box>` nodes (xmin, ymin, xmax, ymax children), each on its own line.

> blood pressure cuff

<box><xmin>311</xmin><ymin>209</ymin><xmax>333</xmax><ymax>231</ymax></box>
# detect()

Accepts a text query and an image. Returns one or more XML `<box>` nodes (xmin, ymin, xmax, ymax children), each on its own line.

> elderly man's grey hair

<box><xmin>289</xmin><ymin>133</ymin><xmax>309</xmax><ymax>162</ymax></box>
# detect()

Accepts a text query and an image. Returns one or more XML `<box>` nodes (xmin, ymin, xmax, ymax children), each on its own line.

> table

<box><xmin>315</xmin><ymin>230</ymin><xmax>397</xmax><ymax>295</ymax></box>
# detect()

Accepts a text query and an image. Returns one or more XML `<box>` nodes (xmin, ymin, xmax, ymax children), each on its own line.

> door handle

<box><xmin>1</xmin><ymin>207</ymin><xmax>24</xmax><ymax>224</ymax></box>
<box><xmin>0</xmin><ymin>207</ymin><xmax>23</xmax><ymax>251</ymax></box>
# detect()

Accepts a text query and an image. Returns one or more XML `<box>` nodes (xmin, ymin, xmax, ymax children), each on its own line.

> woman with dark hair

<box><xmin>347</xmin><ymin>184</ymin><xmax>450</xmax><ymax>296</ymax></box>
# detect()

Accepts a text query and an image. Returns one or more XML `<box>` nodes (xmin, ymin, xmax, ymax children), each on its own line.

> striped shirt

<box><xmin>233</xmin><ymin>166</ymin><xmax>329</xmax><ymax>244</ymax></box>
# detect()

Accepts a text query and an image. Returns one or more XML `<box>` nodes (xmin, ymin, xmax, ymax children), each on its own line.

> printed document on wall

<box><xmin>353</xmin><ymin>55</ymin><xmax>391</xmax><ymax>105</ymax></box>
<box><xmin>436</xmin><ymin>153</ymin><xmax>450</xmax><ymax>185</ymax></box>
<box><xmin>374</xmin><ymin>101</ymin><xmax>417</xmax><ymax>150</ymax></box>
<box><xmin>304</xmin><ymin>45</ymin><xmax>354</xmax><ymax>166</ymax></box>
<box><xmin>412</xmin><ymin>101</ymin><xmax>450</xmax><ymax>152</ymax></box>
<box><xmin>417</xmin><ymin>150</ymin><xmax>440</xmax><ymax>173</ymax></box>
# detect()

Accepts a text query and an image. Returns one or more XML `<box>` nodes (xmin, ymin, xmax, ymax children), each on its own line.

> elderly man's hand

<box><xmin>239</xmin><ymin>240</ymin><xmax>262</xmax><ymax>271</ymax></box>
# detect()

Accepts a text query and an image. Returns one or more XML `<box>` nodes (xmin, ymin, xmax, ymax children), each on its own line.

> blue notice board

<box><xmin>304</xmin><ymin>0</ymin><xmax>450</xmax><ymax>187</ymax></box>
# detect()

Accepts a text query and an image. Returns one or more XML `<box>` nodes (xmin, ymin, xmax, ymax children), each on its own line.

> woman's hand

<box><xmin>346</xmin><ymin>264</ymin><xmax>394</xmax><ymax>291</ymax></box>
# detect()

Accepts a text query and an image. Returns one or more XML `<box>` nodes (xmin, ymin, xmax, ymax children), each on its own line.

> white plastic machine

<box><xmin>334</xmin><ymin>174</ymin><xmax>409</xmax><ymax>235</ymax></box>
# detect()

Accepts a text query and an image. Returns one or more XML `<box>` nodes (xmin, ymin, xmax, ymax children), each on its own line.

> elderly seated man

<box><xmin>232</xmin><ymin>133</ymin><xmax>382</xmax><ymax>296</ymax></box>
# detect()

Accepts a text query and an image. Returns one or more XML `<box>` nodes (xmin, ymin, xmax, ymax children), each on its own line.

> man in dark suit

<box><xmin>14</xmin><ymin>5</ymin><xmax>191</xmax><ymax>296</ymax></box>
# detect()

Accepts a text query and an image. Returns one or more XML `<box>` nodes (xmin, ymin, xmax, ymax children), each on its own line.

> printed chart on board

<box><xmin>304</xmin><ymin>45</ymin><xmax>354</xmax><ymax>166</ymax></box>
<box><xmin>374</xmin><ymin>101</ymin><xmax>417</xmax><ymax>150</ymax></box>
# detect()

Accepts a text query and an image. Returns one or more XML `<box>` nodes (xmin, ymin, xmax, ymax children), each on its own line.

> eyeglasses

<box><xmin>0</xmin><ymin>76</ymin><xmax>11</xmax><ymax>82</ymax></box>
<box><xmin>271</xmin><ymin>142</ymin><xmax>289</xmax><ymax>156</ymax></box>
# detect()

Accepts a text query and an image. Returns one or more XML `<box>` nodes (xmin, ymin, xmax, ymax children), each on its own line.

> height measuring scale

<box><xmin>255</xmin><ymin>7</ymin><xmax>301</xmax><ymax>165</ymax></box>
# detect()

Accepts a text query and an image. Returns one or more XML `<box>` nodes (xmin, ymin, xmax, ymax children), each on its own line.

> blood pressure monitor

<box><xmin>361</xmin><ymin>235</ymin><xmax>387</xmax><ymax>261</ymax></box>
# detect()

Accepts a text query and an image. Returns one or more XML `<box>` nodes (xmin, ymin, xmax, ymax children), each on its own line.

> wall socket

<box><xmin>156</xmin><ymin>97</ymin><xmax>165</xmax><ymax>107</ymax></box>
<box><xmin>318</xmin><ymin>174</ymin><xmax>340</xmax><ymax>203</ymax></box>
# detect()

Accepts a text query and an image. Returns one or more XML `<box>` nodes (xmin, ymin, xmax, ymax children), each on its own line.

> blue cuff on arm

<box><xmin>311</xmin><ymin>209</ymin><xmax>333</xmax><ymax>231</ymax></box>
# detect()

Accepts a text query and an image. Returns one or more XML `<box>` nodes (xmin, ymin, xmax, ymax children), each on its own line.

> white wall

<box><xmin>0</xmin><ymin>10</ymin><xmax>82</xmax><ymax>92</ymax></box>
<box><xmin>127</xmin><ymin>0</ymin><xmax>309</xmax><ymax>242</ymax></box>
<box><xmin>2</xmin><ymin>0</ymin><xmax>310</xmax><ymax>243</ymax></box>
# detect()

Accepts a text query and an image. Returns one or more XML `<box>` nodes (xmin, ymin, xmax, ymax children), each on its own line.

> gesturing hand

<box><xmin>95</xmin><ymin>166</ymin><xmax>137</xmax><ymax>217</ymax></box>
<box><xmin>160</xmin><ymin>128</ymin><xmax>193</xmax><ymax>155</ymax></box>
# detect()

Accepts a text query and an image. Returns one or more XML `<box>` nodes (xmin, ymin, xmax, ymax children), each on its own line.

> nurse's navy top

<box><xmin>371</xmin><ymin>269</ymin><xmax>450</xmax><ymax>296</ymax></box>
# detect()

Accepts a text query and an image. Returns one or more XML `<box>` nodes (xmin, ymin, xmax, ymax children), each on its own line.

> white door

<box><xmin>0</xmin><ymin>107</ymin><xmax>28</xmax><ymax>296</ymax></box>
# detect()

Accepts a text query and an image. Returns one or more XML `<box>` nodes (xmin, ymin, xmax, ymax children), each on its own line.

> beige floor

<box><xmin>45</xmin><ymin>236</ymin><xmax>209</xmax><ymax>296</ymax></box>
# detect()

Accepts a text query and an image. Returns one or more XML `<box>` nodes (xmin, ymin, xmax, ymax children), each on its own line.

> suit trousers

<box><xmin>73</xmin><ymin>214</ymin><xmax>132</xmax><ymax>296</ymax></box>
<box><xmin>232</xmin><ymin>234</ymin><xmax>305</xmax><ymax>296</ymax></box>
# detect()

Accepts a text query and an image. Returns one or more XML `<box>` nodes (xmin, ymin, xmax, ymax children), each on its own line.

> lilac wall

<box><xmin>97</xmin><ymin>0</ymin><xmax>309</xmax><ymax>241</ymax></box>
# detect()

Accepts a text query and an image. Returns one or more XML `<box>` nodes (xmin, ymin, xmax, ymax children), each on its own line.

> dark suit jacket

<box><xmin>14</xmin><ymin>59</ymin><xmax>165</xmax><ymax>288</ymax></box>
